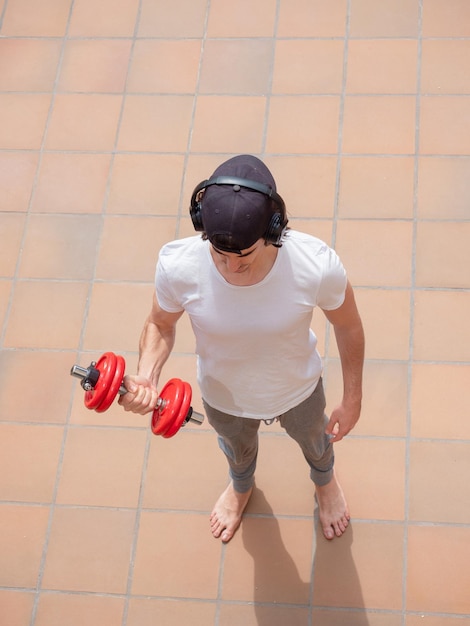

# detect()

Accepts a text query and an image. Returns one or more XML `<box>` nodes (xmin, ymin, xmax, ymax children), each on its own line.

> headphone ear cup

<box><xmin>190</xmin><ymin>201</ymin><xmax>204</xmax><ymax>232</ymax></box>
<box><xmin>264</xmin><ymin>212</ymin><xmax>285</xmax><ymax>245</ymax></box>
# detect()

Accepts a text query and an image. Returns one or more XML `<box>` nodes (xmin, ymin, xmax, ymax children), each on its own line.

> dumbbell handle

<box><xmin>70</xmin><ymin>363</ymin><xmax>204</xmax><ymax>425</ymax></box>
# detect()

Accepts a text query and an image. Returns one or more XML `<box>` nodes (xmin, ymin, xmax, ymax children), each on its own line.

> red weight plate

<box><xmin>95</xmin><ymin>354</ymin><xmax>126</xmax><ymax>413</ymax></box>
<box><xmin>162</xmin><ymin>381</ymin><xmax>192</xmax><ymax>438</ymax></box>
<box><xmin>84</xmin><ymin>352</ymin><xmax>117</xmax><ymax>411</ymax></box>
<box><xmin>151</xmin><ymin>378</ymin><xmax>184</xmax><ymax>436</ymax></box>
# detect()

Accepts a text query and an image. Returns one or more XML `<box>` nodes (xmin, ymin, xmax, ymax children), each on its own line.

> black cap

<box><xmin>201</xmin><ymin>155</ymin><xmax>278</xmax><ymax>253</ymax></box>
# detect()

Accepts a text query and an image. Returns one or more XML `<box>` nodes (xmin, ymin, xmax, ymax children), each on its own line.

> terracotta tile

<box><xmin>0</xmin><ymin>504</ymin><xmax>49</xmax><ymax>587</ymax></box>
<box><xmin>107</xmin><ymin>154</ymin><xmax>184</xmax><ymax>215</ymax></box>
<box><xmin>335</xmin><ymin>437</ymin><xmax>406</xmax><ymax>520</ymax></box>
<box><xmin>42</xmin><ymin>507</ymin><xmax>135</xmax><ymax>593</ymax></box>
<box><xmin>347</xmin><ymin>40</ymin><xmax>418</xmax><ymax>94</ymax></box>
<box><xmin>349</xmin><ymin>0</ymin><xmax>419</xmax><ymax>37</ymax></box>
<box><xmin>4</xmin><ymin>280</ymin><xmax>88</xmax><ymax>350</ymax></box>
<box><xmin>422</xmin><ymin>0</ymin><xmax>470</xmax><ymax>37</ymax></box>
<box><xmin>335</xmin><ymin>220</ymin><xmax>413</xmax><ymax>287</ymax></box>
<box><xmin>312</xmin><ymin>523</ymin><xmax>404</xmax><ymax>610</ymax></box>
<box><xmin>417</xmin><ymin>157</ymin><xmax>470</xmax><ymax>219</ymax></box>
<box><xmin>409</xmin><ymin>441</ymin><xmax>470</xmax><ymax>523</ymax></box>
<box><xmin>0</xmin><ymin>423</ymin><xmax>63</xmax><ymax>502</ymax></box>
<box><xmin>32</xmin><ymin>152</ymin><xmax>111</xmax><ymax>214</ymax></box>
<box><xmin>244</xmin><ymin>441</ymin><xmax>314</xmax><ymax>516</ymax></box>
<box><xmin>273</xmin><ymin>40</ymin><xmax>343</xmax><ymax>95</ymax></box>
<box><xmin>0</xmin><ymin>213</ymin><xmax>25</xmax><ymax>277</ymax></box>
<box><xmin>0</xmin><ymin>94</ymin><xmax>51</xmax><ymax>149</ymax></box>
<box><xmin>0</xmin><ymin>151</ymin><xmax>39</xmax><ymax>212</ymax></box>
<box><xmin>117</xmin><ymin>95</ymin><xmax>193</xmax><ymax>152</ymax></box>
<box><xmin>264</xmin><ymin>156</ymin><xmax>337</xmax><ymax>218</ymax></box>
<box><xmin>289</xmin><ymin>219</ymin><xmax>334</xmax><ymax>248</ymax></box>
<box><xmin>278</xmin><ymin>0</ymin><xmax>347</xmax><ymax>37</ymax></box>
<box><xmin>338</xmin><ymin>157</ymin><xmax>414</xmax><ymax>219</ymax></box>
<box><xmin>422</xmin><ymin>41</ymin><xmax>470</xmax><ymax>95</ymax></box>
<box><xmin>0</xmin><ymin>591</ymin><xmax>35</xmax><ymax>626</ymax></box>
<box><xmin>221</xmin><ymin>516</ymin><xmax>313</xmax><ymax>603</ymax></box>
<box><xmin>348</xmin><ymin>289</ymin><xmax>410</xmax><ymax>360</ymax></box>
<box><xmin>138</xmin><ymin>0</ymin><xmax>207</xmax><ymax>37</ymax></box>
<box><xmin>95</xmin><ymin>216</ymin><xmax>177</xmax><ymax>281</ymax></box>
<box><xmin>343</xmin><ymin>96</ymin><xmax>416</xmax><ymax>155</ymax></box>
<box><xmin>312</xmin><ymin>610</ymin><xmax>401</xmax><ymax>626</ymax></box>
<box><xmin>128</xmin><ymin>40</ymin><xmax>201</xmax><ymax>94</ymax></box>
<box><xmin>0</xmin><ymin>350</ymin><xmax>76</xmax><ymax>424</ymax></box>
<box><xmin>416</xmin><ymin>222</ymin><xmax>470</xmax><ymax>288</ymax></box>
<box><xmin>413</xmin><ymin>290</ymin><xmax>470</xmax><ymax>362</ymax></box>
<box><xmin>1</xmin><ymin>0</ymin><xmax>71</xmax><ymax>36</ymax></box>
<box><xmin>207</xmin><ymin>0</ymin><xmax>276</xmax><ymax>37</ymax></box>
<box><xmin>200</xmin><ymin>40</ymin><xmax>273</xmax><ymax>95</ymax></box>
<box><xmin>83</xmin><ymin>282</ymin><xmax>155</xmax><ymax>353</ymax></box>
<box><xmin>58</xmin><ymin>40</ymin><xmax>132</xmax><ymax>93</ymax></box>
<box><xmin>191</xmin><ymin>96</ymin><xmax>266</xmax><ymax>153</ymax></box>
<box><xmin>0</xmin><ymin>281</ymin><xmax>12</xmax><ymax>331</ymax></box>
<box><xmin>326</xmin><ymin>360</ymin><xmax>408</xmax><ymax>438</ymax></box>
<box><xmin>219</xmin><ymin>603</ymin><xmax>310</xmax><ymax>626</ymax></box>
<box><xmin>420</xmin><ymin>96</ymin><xmax>470</xmax><ymax>155</ymax></box>
<box><xmin>407</xmin><ymin>526</ymin><xmax>470</xmax><ymax>613</ymax></box>
<box><xmin>411</xmin><ymin>364</ymin><xmax>470</xmax><ymax>440</ymax></box>
<box><xmin>131</xmin><ymin>511</ymin><xmax>222</xmax><ymax>597</ymax></box>
<box><xmin>143</xmin><ymin>430</ymin><xmax>227</xmax><ymax>511</ymax></box>
<box><xmin>406</xmin><ymin>616</ymin><xmax>470</xmax><ymax>626</ymax></box>
<box><xmin>35</xmin><ymin>594</ymin><xmax>125</xmax><ymax>626</ymax></box>
<box><xmin>266</xmin><ymin>96</ymin><xmax>340</xmax><ymax>154</ymax></box>
<box><xmin>56</xmin><ymin>427</ymin><xmax>146</xmax><ymax>507</ymax></box>
<box><xmin>69</xmin><ymin>0</ymin><xmax>139</xmax><ymax>37</ymax></box>
<box><xmin>18</xmin><ymin>214</ymin><xmax>102</xmax><ymax>280</ymax></box>
<box><xmin>45</xmin><ymin>94</ymin><xmax>122</xmax><ymax>151</ymax></box>
<box><xmin>0</xmin><ymin>39</ymin><xmax>61</xmax><ymax>91</ymax></box>
<box><xmin>127</xmin><ymin>598</ymin><xmax>217</xmax><ymax>626</ymax></box>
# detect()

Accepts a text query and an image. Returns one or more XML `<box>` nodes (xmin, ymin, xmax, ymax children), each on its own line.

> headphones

<box><xmin>189</xmin><ymin>176</ymin><xmax>288</xmax><ymax>246</ymax></box>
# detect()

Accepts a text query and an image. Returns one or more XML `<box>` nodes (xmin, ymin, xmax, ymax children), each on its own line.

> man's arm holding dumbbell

<box><xmin>119</xmin><ymin>294</ymin><xmax>183</xmax><ymax>415</ymax></box>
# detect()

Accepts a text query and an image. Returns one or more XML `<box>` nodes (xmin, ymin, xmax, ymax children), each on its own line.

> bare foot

<box><xmin>315</xmin><ymin>471</ymin><xmax>350</xmax><ymax>540</ymax></box>
<box><xmin>210</xmin><ymin>482</ymin><xmax>253</xmax><ymax>543</ymax></box>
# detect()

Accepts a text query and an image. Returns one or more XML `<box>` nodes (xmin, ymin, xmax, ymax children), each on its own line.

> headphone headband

<box><xmin>191</xmin><ymin>176</ymin><xmax>285</xmax><ymax>212</ymax></box>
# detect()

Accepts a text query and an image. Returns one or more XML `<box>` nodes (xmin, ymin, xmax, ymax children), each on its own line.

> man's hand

<box><xmin>325</xmin><ymin>402</ymin><xmax>361</xmax><ymax>443</ymax></box>
<box><xmin>118</xmin><ymin>375</ymin><xmax>160</xmax><ymax>415</ymax></box>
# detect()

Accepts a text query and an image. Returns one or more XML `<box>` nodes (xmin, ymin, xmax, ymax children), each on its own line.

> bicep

<box><xmin>148</xmin><ymin>293</ymin><xmax>184</xmax><ymax>332</ymax></box>
<box><xmin>322</xmin><ymin>281</ymin><xmax>362</xmax><ymax>329</ymax></box>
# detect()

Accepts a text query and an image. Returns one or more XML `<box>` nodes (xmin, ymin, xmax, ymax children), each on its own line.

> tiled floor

<box><xmin>1</xmin><ymin>0</ymin><xmax>469</xmax><ymax>624</ymax></box>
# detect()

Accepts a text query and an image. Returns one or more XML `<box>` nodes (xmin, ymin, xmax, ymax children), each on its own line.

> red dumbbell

<box><xmin>70</xmin><ymin>352</ymin><xmax>204</xmax><ymax>438</ymax></box>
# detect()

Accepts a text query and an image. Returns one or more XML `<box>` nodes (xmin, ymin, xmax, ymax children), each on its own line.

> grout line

<box><xmin>401</xmin><ymin>1</ymin><xmax>424</xmax><ymax>621</ymax></box>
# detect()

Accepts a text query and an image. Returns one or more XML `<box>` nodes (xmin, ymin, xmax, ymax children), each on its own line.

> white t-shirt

<box><xmin>155</xmin><ymin>230</ymin><xmax>347</xmax><ymax>419</ymax></box>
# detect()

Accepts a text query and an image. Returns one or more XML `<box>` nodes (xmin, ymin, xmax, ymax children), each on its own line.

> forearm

<box><xmin>136</xmin><ymin>315</ymin><xmax>176</xmax><ymax>387</ymax></box>
<box><xmin>334</xmin><ymin>319</ymin><xmax>365</xmax><ymax>410</ymax></box>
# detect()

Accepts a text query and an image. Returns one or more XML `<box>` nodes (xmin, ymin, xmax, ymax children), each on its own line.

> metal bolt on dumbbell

<box><xmin>70</xmin><ymin>352</ymin><xmax>204</xmax><ymax>438</ymax></box>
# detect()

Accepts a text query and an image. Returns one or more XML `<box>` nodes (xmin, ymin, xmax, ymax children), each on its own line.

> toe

<box><xmin>323</xmin><ymin>525</ymin><xmax>335</xmax><ymax>540</ymax></box>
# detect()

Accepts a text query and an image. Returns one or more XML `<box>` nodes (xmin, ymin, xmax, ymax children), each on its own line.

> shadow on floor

<box><xmin>241</xmin><ymin>488</ymin><xmax>369</xmax><ymax>626</ymax></box>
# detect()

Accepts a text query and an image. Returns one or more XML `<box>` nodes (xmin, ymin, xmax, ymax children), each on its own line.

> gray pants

<box><xmin>203</xmin><ymin>378</ymin><xmax>334</xmax><ymax>493</ymax></box>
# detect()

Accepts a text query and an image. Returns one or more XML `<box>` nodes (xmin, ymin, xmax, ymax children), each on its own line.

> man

<box><xmin>120</xmin><ymin>155</ymin><xmax>365</xmax><ymax>542</ymax></box>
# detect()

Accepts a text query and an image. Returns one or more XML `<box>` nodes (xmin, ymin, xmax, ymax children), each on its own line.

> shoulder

<box><xmin>158</xmin><ymin>236</ymin><xmax>206</xmax><ymax>269</ymax></box>
<box><xmin>283</xmin><ymin>229</ymin><xmax>332</xmax><ymax>258</ymax></box>
<box><xmin>159</xmin><ymin>235</ymin><xmax>204</xmax><ymax>258</ymax></box>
